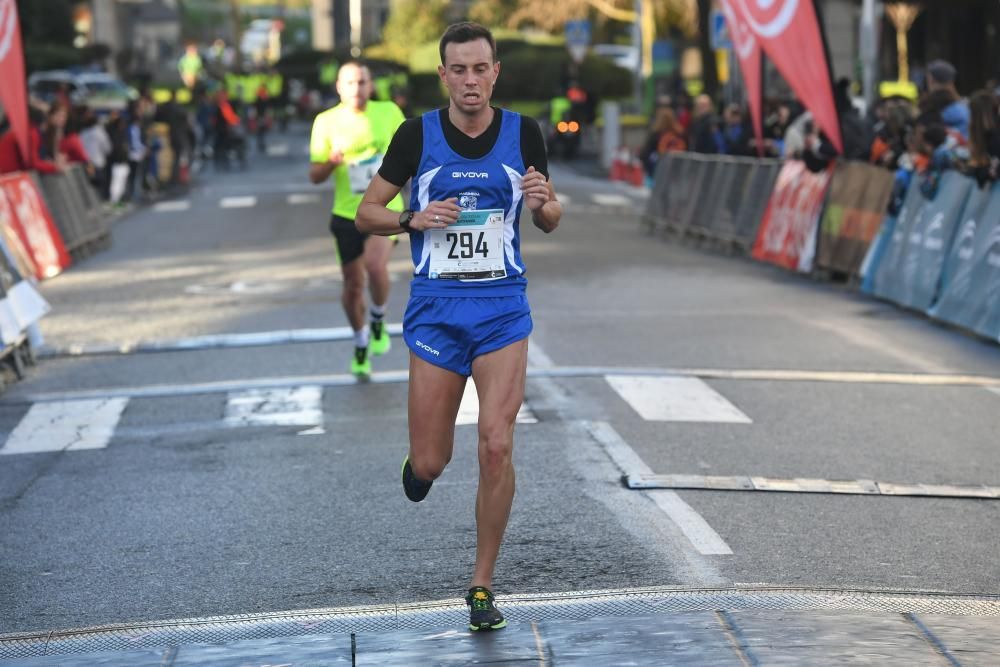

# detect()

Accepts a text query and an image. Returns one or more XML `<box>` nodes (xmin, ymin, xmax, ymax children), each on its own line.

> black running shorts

<box><xmin>329</xmin><ymin>214</ymin><xmax>368</xmax><ymax>265</ymax></box>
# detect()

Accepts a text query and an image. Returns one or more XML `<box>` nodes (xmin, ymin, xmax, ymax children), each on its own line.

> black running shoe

<box><xmin>466</xmin><ymin>587</ymin><xmax>506</xmax><ymax>631</ymax></box>
<box><xmin>401</xmin><ymin>456</ymin><xmax>433</xmax><ymax>502</ymax></box>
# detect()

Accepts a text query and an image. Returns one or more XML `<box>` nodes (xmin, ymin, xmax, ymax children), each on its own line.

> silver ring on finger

<box><xmin>434</xmin><ymin>215</ymin><xmax>440</xmax><ymax>222</ymax></box>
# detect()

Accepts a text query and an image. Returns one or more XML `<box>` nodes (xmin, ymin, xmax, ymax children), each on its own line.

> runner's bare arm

<box><xmin>308</xmin><ymin>151</ymin><xmax>343</xmax><ymax>184</ymax></box>
<box><xmin>524</xmin><ymin>170</ymin><xmax>560</xmax><ymax>233</ymax></box>
<box><xmin>356</xmin><ymin>174</ymin><xmax>461</xmax><ymax>235</ymax></box>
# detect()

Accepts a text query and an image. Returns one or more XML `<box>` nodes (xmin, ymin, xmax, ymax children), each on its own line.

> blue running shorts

<box><xmin>403</xmin><ymin>295</ymin><xmax>533</xmax><ymax>376</ymax></box>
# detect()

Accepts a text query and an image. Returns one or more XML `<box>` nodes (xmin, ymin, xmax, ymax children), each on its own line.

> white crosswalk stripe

<box><xmin>0</xmin><ymin>398</ymin><xmax>129</xmax><ymax>455</ymax></box>
<box><xmin>287</xmin><ymin>193</ymin><xmax>322</xmax><ymax>205</ymax></box>
<box><xmin>605</xmin><ymin>375</ymin><xmax>752</xmax><ymax>423</ymax></box>
<box><xmin>220</xmin><ymin>196</ymin><xmax>257</xmax><ymax>209</ymax></box>
<box><xmin>591</xmin><ymin>193</ymin><xmax>631</xmax><ymax>207</ymax></box>
<box><xmin>153</xmin><ymin>200</ymin><xmax>191</xmax><ymax>212</ymax></box>
<box><xmin>224</xmin><ymin>386</ymin><xmax>323</xmax><ymax>427</ymax></box>
<box><xmin>455</xmin><ymin>379</ymin><xmax>537</xmax><ymax>426</ymax></box>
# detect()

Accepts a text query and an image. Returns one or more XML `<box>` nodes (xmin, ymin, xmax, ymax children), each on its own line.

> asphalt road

<box><xmin>2</xmin><ymin>127</ymin><xmax>999</xmax><ymax>635</ymax></box>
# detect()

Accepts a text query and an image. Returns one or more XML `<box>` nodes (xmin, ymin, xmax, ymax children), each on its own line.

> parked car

<box><xmin>28</xmin><ymin>71</ymin><xmax>138</xmax><ymax>113</ymax></box>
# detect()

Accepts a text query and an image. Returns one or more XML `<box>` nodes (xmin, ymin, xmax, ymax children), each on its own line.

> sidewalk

<box><xmin>3</xmin><ymin>587</ymin><xmax>999</xmax><ymax>665</ymax></box>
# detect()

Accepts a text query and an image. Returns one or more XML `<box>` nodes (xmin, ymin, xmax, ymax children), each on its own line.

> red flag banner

<box><xmin>719</xmin><ymin>0</ymin><xmax>764</xmax><ymax>156</ymax></box>
<box><xmin>0</xmin><ymin>0</ymin><xmax>28</xmax><ymax>161</ymax></box>
<box><xmin>729</xmin><ymin>0</ymin><xmax>842</xmax><ymax>154</ymax></box>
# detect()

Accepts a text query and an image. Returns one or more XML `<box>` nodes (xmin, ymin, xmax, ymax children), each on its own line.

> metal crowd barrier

<box><xmin>36</xmin><ymin>165</ymin><xmax>112</xmax><ymax>261</ymax></box>
<box><xmin>642</xmin><ymin>152</ymin><xmax>782</xmax><ymax>253</ymax></box>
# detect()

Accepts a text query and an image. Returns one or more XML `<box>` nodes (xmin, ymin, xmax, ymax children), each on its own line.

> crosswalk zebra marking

<box><xmin>153</xmin><ymin>200</ymin><xmax>191</xmax><ymax>213</ymax></box>
<box><xmin>605</xmin><ymin>375</ymin><xmax>752</xmax><ymax>423</ymax></box>
<box><xmin>220</xmin><ymin>196</ymin><xmax>257</xmax><ymax>209</ymax></box>
<box><xmin>455</xmin><ymin>379</ymin><xmax>537</xmax><ymax>426</ymax></box>
<box><xmin>0</xmin><ymin>398</ymin><xmax>129</xmax><ymax>455</ymax></box>
<box><xmin>224</xmin><ymin>386</ymin><xmax>323</xmax><ymax>427</ymax></box>
<box><xmin>287</xmin><ymin>193</ymin><xmax>321</xmax><ymax>205</ymax></box>
<box><xmin>591</xmin><ymin>193</ymin><xmax>631</xmax><ymax>207</ymax></box>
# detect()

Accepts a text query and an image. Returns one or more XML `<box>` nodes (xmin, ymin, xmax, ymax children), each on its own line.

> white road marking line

<box><xmin>152</xmin><ymin>200</ymin><xmax>191</xmax><ymax>212</ymax></box>
<box><xmin>455</xmin><ymin>379</ymin><xmax>536</xmax><ymax>426</ymax></box>
<box><xmin>266</xmin><ymin>144</ymin><xmax>289</xmax><ymax>156</ymax></box>
<box><xmin>581</xmin><ymin>421</ymin><xmax>733</xmax><ymax>556</ymax></box>
<box><xmin>527</xmin><ymin>338</ymin><xmax>556</xmax><ymax>368</ymax></box>
<box><xmin>591</xmin><ymin>193</ymin><xmax>631</xmax><ymax>207</ymax></box>
<box><xmin>220</xmin><ymin>196</ymin><xmax>257</xmax><ymax>209</ymax></box>
<box><xmin>555</xmin><ymin>193</ymin><xmax>571</xmax><ymax>207</ymax></box>
<box><xmin>224</xmin><ymin>386</ymin><xmax>323</xmax><ymax>427</ymax></box>
<box><xmin>41</xmin><ymin>325</ymin><xmax>404</xmax><ymax>357</ymax></box>
<box><xmin>605</xmin><ymin>375</ymin><xmax>752</xmax><ymax>423</ymax></box>
<box><xmin>987</xmin><ymin>386</ymin><xmax>1000</xmax><ymax>398</ymax></box>
<box><xmin>18</xmin><ymin>366</ymin><xmax>1000</xmax><ymax>405</ymax></box>
<box><xmin>1</xmin><ymin>398</ymin><xmax>129</xmax><ymax>455</ymax></box>
<box><xmin>627</xmin><ymin>473</ymin><xmax>1000</xmax><ymax>499</ymax></box>
<box><xmin>287</xmin><ymin>193</ymin><xmax>321</xmax><ymax>205</ymax></box>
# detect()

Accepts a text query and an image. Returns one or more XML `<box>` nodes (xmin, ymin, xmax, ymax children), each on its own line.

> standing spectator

<box><xmin>193</xmin><ymin>87</ymin><xmax>215</xmax><ymax>163</ymax></box>
<box><xmin>254</xmin><ymin>78</ymin><xmax>271</xmax><ymax>153</ymax></box>
<box><xmin>834</xmin><ymin>78</ymin><xmax>873</xmax><ymax>160</ymax></box>
<box><xmin>870</xmin><ymin>98</ymin><xmax>915</xmax><ymax>170</ymax></box>
<box><xmin>689</xmin><ymin>94</ymin><xmax>722</xmax><ymax>154</ymax></box>
<box><xmin>762</xmin><ymin>101</ymin><xmax>793</xmax><ymax>156</ymax></box>
<box><xmin>79</xmin><ymin>107</ymin><xmax>113</xmax><ymax>197</ymax></box>
<box><xmin>213</xmin><ymin>89</ymin><xmax>245</xmax><ymax>170</ymax></box>
<box><xmin>0</xmin><ymin>106</ymin><xmax>61</xmax><ymax>174</ymax></box>
<box><xmin>639</xmin><ymin>107</ymin><xmax>687</xmax><ymax>179</ymax></box>
<box><xmin>720</xmin><ymin>104</ymin><xmax>751</xmax><ymax>156</ymax></box>
<box><xmin>178</xmin><ymin>43</ymin><xmax>204</xmax><ymax>90</ymax></box>
<box><xmin>59</xmin><ymin>106</ymin><xmax>91</xmax><ymax>166</ymax></box>
<box><xmin>105</xmin><ymin>110</ymin><xmax>131</xmax><ymax>204</ymax></box>
<box><xmin>923</xmin><ymin>60</ymin><xmax>970</xmax><ymax>141</ymax></box>
<box><xmin>124</xmin><ymin>100</ymin><xmax>147</xmax><ymax>202</ymax></box>
<box><xmin>968</xmin><ymin>90</ymin><xmax>1000</xmax><ymax>187</ymax></box>
<box><xmin>41</xmin><ymin>102</ymin><xmax>68</xmax><ymax>163</ymax></box>
<box><xmin>155</xmin><ymin>91</ymin><xmax>190</xmax><ymax>185</ymax></box>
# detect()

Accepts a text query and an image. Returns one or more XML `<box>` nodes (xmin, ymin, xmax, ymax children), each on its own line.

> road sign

<box><xmin>565</xmin><ymin>20</ymin><xmax>591</xmax><ymax>64</ymax></box>
<box><xmin>710</xmin><ymin>10</ymin><xmax>732</xmax><ymax>50</ymax></box>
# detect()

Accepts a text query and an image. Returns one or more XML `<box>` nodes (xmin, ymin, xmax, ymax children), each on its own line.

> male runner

<box><xmin>309</xmin><ymin>62</ymin><xmax>405</xmax><ymax>375</ymax></box>
<box><xmin>356</xmin><ymin>22</ymin><xmax>562</xmax><ymax>631</ymax></box>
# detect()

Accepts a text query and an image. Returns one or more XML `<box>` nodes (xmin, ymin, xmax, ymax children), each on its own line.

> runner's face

<box><xmin>439</xmin><ymin>39</ymin><xmax>498</xmax><ymax>115</ymax></box>
<box><xmin>337</xmin><ymin>66</ymin><xmax>372</xmax><ymax>110</ymax></box>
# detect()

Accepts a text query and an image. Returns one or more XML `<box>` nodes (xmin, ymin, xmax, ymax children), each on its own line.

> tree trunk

<box><xmin>697</xmin><ymin>0</ymin><xmax>718</xmax><ymax>99</ymax></box>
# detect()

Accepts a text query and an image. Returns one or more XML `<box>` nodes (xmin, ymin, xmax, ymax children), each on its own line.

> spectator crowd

<box><xmin>641</xmin><ymin>59</ymin><xmax>1000</xmax><ymax>207</ymax></box>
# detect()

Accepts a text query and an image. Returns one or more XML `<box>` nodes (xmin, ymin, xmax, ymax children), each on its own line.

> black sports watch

<box><xmin>398</xmin><ymin>209</ymin><xmax>415</xmax><ymax>232</ymax></box>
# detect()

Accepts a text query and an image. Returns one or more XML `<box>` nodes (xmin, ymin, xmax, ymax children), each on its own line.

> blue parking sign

<box><xmin>565</xmin><ymin>20</ymin><xmax>591</xmax><ymax>63</ymax></box>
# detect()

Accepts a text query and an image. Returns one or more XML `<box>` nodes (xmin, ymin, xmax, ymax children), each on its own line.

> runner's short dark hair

<box><xmin>339</xmin><ymin>60</ymin><xmax>370</xmax><ymax>77</ymax></box>
<box><xmin>439</xmin><ymin>22</ymin><xmax>496</xmax><ymax>65</ymax></box>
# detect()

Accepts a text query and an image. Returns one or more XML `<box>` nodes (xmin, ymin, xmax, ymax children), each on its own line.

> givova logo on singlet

<box><xmin>453</xmin><ymin>171</ymin><xmax>489</xmax><ymax>179</ymax></box>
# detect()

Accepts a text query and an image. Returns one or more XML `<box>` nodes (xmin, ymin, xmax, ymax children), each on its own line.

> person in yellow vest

<box><xmin>178</xmin><ymin>44</ymin><xmax>204</xmax><ymax>89</ymax></box>
<box><xmin>309</xmin><ymin>62</ymin><xmax>406</xmax><ymax>376</ymax></box>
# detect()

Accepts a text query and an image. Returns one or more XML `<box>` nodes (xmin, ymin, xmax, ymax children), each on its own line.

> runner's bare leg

<box><xmin>469</xmin><ymin>338</ymin><xmax>528</xmax><ymax>589</ymax></box>
<box><xmin>407</xmin><ymin>352</ymin><xmax>466</xmax><ymax>482</ymax></box>
<box><xmin>363</xmin><ymin>234</ymin><xmax>393</xmax><ymax>308</ymax></box>
<box><xmin>340</xmin><ymin>257</ymin><xmax>367</xmax><ymax>331</ymax></box>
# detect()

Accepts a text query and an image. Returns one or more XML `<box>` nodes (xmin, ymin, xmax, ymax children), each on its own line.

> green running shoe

<box><xmin>466</xmin><ymin>587</ymin><xmax>506</xmax><ymax>631</ymax></box>
<box><xmin>401</xmin><ymin>455</ymin><xmax>433</xmax><ymax>502</ymax></box>
<box><xmin>369</xmin><ymin>320</ymin><xmax>391</xmax><ymax>356</ymax></box>
<box><xmin>350</xmin><ymin>346</ymin><xmax>371</xmax><ymax>377</ymax></box>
